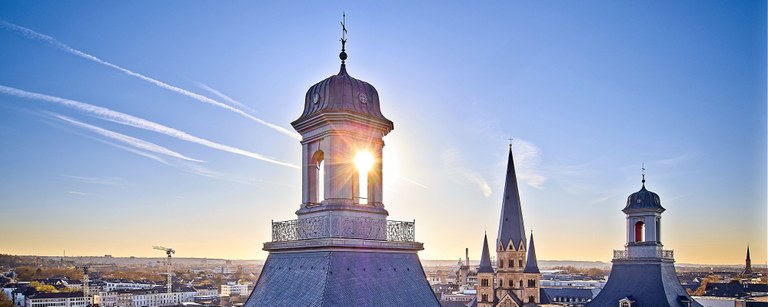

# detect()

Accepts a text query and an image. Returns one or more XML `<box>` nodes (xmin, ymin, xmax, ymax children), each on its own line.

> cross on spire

<box><xmin>339</xmin><ymin>13</ymin><xmax>348</xmax><ymax>64</ymax></box>
<box><xmin>508</xmin><ymin>137</ymin><xmax>513</xmax><ymax>150</ymax></box>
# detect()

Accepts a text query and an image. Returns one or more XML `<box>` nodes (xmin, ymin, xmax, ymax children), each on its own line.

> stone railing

<box><xmin>613</xmin><ymin>249</ymin><xmax>674</xmax><ymax>260</ymax></box>
<box><xmin>271</xmin><ymin>216</ymin><xmax>415</xmax><ymax>242</ymax></box>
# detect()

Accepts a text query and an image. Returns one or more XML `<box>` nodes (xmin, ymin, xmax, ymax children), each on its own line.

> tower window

<box><xmin>519</xmin><ymin>260</ymin><xmax>523</xmax><ymax>267</ymax></box>
<box><xmin>482</xmin><ymin>294</ymin><xmax>488</xmax><ymax>302</ymax></box>
<box><xmin>509</xmin><ymin>259</ymin><xmax>513</xmax><ymax>268</ymax></box>
<box><xmin>635</xmin><ymin>221</ymin><xmax>645</xmax><ymax>242</ymax></box>
<box><xmin>499</xmin><ymin>260</ymin><xmax>503</xmax><ymax>268</ymax></box>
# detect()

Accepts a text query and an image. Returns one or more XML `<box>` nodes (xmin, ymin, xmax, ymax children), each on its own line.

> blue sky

<box><xmin>0</xmin><ymin>1</ymin><xmax>765</xmax><ymax>265</ymax></box>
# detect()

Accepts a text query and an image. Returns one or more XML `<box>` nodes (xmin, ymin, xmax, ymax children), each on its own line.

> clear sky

<box><xmin>0</xmin><ymin>1</ymin><xmax>765</xmax><ymax>265</ymax></box>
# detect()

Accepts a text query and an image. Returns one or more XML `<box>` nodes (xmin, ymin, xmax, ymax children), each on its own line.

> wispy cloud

<box><xmin>510</xmin><ymin>138</ymin><xmax>547</xmax><ymax>188</ymax></box>
<box><xmin>442</xmin><ymin>148</ymin><xmax>492</xmax><ymax>197</ymax></box>
<box><xmin>61</xmin><ymin>175</ymin><xmax>130</xmax><ymax>187</ymax></box>
<box><xmin>0</xmin><ymin>19</ymin><xmax>301</xmax><ymax>140</ymax></box>
<box><xmin>0</xmin><ymin>85</ymin><xmax>298</xmax><ymax>168</ymax></box>
<box><xmin>463</xmin><ymin>103</ymin><xmax>548</xmax><ymax>188</ymax></box>
<box><xmin>53</xmin><ymin>113</ymin><xmax>203</xmax><ymax>162</ymax></box>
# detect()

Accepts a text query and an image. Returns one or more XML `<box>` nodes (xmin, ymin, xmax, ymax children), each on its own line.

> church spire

<box><xmin>478</xmin><ymin>232</ymin><xmax>494</xmax><ymax>273</ymax></box>
<box><xmin>497</xmin><ymin>146</ymin><xmax>526</xmax><ymax>250</ymax></box>
<box><xmin>744</xmin><ymin>244</ymin><xmax>753</xmax><ymax>275</ymax></box>
<box><xmin>523</xmin><ymin>232</ymin><xmax>540</xmax><ymax>273</ymax></box>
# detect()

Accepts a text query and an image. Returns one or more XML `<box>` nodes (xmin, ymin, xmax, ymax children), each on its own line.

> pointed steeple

<box><xmin>523</xmin><ymin>232</ymin><xmax>540</xmax><ymax>273</ymax></box>
<box><xmin>746</xmin><ymin>245</ymin><xmax>751</xmax><ymax>261</ymax></box>
<box><xmin>744</xmin><ymin>245</ymin><xmax>753</xmax><ymax>275</ymax></box>
<box><xmin>478</xmin><ymin>233</ymin><xmax>494</xmax><ymax>273</ymax></box>
<box><xmin>497</xmin><ymin>147</ymin><xmax>526</xmax><ymax>250</ymax></box>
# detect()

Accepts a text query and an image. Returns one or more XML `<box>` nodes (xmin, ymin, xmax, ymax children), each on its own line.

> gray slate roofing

<box><xmin>540</xmin><ymin>287</ymin><xmax>595</xmax><ymax>301</ymax></box>
<box><xmin>497</xmin><ymin>148</ymin><xmax>526</xmax><ymax>250</ymax></box>
<box><xmin>586</xmin><ymin>260</ymin><xmax>702</xmax><ymax>307</ymax></box>
<box><xmin>293</xmin><ymin>64</ymin><xmax>392</xmax><ymax>127</ymax></box>
<box><xmin>244</xmin><ymin>251</ymin><xmax>440</xmax><ymax>307</ymax></box>
<box><xmin>523</xmin><ymin>233</ymin><xmax>540</xmax><ymax>274</ymax></box>
<box><xmin>623</xmin><ymin>184</ymin><xmax>665</xmax><ymax>213</ymax></box>
<box><xmin>477</xmin><ymin>233</ymin><xmax>494</xmax><ymax>273</ymax></box>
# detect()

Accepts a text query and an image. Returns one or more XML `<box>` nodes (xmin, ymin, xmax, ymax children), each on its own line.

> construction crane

<box><xmin>152</xmin><ymin>246</ymin><xmax>175</xmax><ymax>299</ymax></box>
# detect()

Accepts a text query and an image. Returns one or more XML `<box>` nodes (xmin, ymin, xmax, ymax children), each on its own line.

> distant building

<box><xmin>220</xmin><ymin>283</ymin><xmax>248</xmax><ymax>296</ymax></box>
<box><xmin>586</xmin><ymin>176</ymin><xmax>701</xmax><ymax>307</ymax></box>
<box><xmin>742</xmin><ymin>246</ymin><xmax>755</xmax><ymax>277</ymax></box>
<box><xmin>25</xmin><ymin>291</ymin><xmax>90</xmax><ymax>307</ymax></box>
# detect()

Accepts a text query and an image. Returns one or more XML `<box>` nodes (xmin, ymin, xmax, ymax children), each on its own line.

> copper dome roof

<box><xmin>292</xmin><ymin>64</ymin><xmax>392</xmax><ymax>127</ymax></box>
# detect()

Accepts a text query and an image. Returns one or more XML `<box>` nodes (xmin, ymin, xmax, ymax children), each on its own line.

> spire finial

<box><xmin>641</xmin><ymin>163</ymin><xmax>646</xmax><ymax>187</ymax></box>
<box><xmin>339</xmin><ymin>12</ymin><xmax>348</xmax><ymax>64</ymax></box>
<box><xmin>508</xmin><ymin>137</ymin><xmax>513</xmax><ymax>150</ymax></box>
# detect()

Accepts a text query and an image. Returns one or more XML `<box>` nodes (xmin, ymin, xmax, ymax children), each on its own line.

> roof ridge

<box><xmin>318</xmin><ymin>252</ymin><xmax>332</xmax><ymax>306</ymax></box>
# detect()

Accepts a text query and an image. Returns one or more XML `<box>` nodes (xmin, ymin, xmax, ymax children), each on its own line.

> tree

<box><xmin>0</xmin><ymin>292</ymin><xmax>14</xmax><ymax>307</ymax></box>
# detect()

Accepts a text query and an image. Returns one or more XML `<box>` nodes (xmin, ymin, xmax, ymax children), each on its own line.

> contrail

<box><xmin>52</xmin><ymin>113</ymin><xmax>203</xmax><ymax>162</ymax></box>
<box><xmin>93</xmin><ymin>138</ymin><xmax>261</xmax><ymax>186</ymax></box>
<box><xmin>192</xmin><ymin>81</ymin><xmax>255</xmax><ymax>112</ymax></box>
<box><xmin>0</xmin><ymin>85</ymin><xmax>298</xmax><ymax>169</ymax></box>
<box><xmin>0</xmin><ymin>19</ymin><xmax>301</xmax><ymax>140</ymax></box>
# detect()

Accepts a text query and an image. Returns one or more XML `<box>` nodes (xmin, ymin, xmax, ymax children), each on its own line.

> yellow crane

<box><xmin>152</xmin><ymin>246</ymin><xmax>175</xmax><ymax>299</ymax></box>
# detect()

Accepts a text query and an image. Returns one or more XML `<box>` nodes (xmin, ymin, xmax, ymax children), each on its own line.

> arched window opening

<box><xmin>354</xmin><ymin>151</ymin><xmax>374</xmax><ymax>205</ymax></box>
<box><xmin>656</xmin><ymin>217</ymin><xmax>661</xmax><ymax>242</ymax></box>
<box><xmin>634</xmin><ymin>221</ymin><xmax>645</xmax><ymax>243</ymax></box>
<box><xmin>482</xmin><ymin>294</ymin><xmax>488</xmax><ymax>302</ymax></box>
<box><xmin>519</xmin><ymin>280</ymin><xmax>523</xmax><ymax>288</ymax></box>
<box><xmin>310</xmin><ymin>150</ymin><xmax>324</xmax><ymax>204</ymax></box>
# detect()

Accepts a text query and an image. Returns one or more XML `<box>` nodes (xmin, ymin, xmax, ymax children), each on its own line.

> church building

<box><xmin>473</xmin><ymin>147</ymin><xmax>542</xmax><ymax>307</ymax></box>
<box><xmin>243</xmin><ymin>19</ymin><xmax>439</xmax><ymax>306</ymax></box>
<box><xmin>586</xmin><ymin>175</ymin><xmax>702</xmax><ymax>307</ymax></box>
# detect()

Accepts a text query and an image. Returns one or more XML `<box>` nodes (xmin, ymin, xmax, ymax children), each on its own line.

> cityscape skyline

<box><xmin>0</xmin><ymin>2</ymin><xmax>765</xmax><ymax>265</ymax></box>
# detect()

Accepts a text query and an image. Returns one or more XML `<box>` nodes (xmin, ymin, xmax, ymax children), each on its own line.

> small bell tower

<box><xmin>623</xmin><ymin>167</ymin><xmax>665</xmax><ymax>258</ymax></box>
<box><xmin>291</xmin><ymin>13</ymin><xmax>394</xmax><ymax>228</ymax></box>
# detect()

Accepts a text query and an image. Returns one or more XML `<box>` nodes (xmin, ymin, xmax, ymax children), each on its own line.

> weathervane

<box><xmin>508</xmin><ymin>137</ymin><xmax>514</xmax><ymax>150</ymax></box>
<box><xmin>339</xmin><ymin>12</ymin><xmax>348</xmax><ymax>64</ymax></box>
<box><xmin>642</xmin><ymin>163</ymin><xmax>646</xmax><ymax>186</ymax></box>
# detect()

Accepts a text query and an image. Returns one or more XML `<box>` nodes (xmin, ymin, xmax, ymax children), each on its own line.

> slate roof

<box><xmin>497</xmin><ymin>148</ymin><xmax>527</xmax><ymax>250</ymax></box>
<box><xmin>540</xmin><ymin>287</ymin><xmax>595</xmax><ymax>302</ymax></box>
<box><xmin>586</xmin><ymin>261</ymin><xmax>702</xmax><ymax>307</ymax></box>
<box><xmin>293</xmin><ymin>64</ymin><xmax>393</xmax><ymax>128</ymax></box>
<box><xmin>523</xmin><ymin>233</ymin><xmax>540</xmax><ymax>274</ymax></box>
<box><xmin>623</xmin><ymin>184</ymin><xmax>665</xmax><ymax>213</ymax></box>
<box><xmin>244</xmin><ymin>251</ymin><xmax>440</xmax><ymax>306</ymax></box>
<box><xmin>705</xmin><ymin>281</ymin><xmax>768</xmax><ymax>297</ymax></box>
<box><xmin>477</xmin><ymin>233</ymin><xmax>494</xmax><ymax>273</ymax></box>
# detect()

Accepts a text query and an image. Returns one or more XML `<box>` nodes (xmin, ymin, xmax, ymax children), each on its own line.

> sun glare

<box><xmin>354</xmin><ymin>151</ymin><xmax>375</xmax><ymax>172</ymax></box>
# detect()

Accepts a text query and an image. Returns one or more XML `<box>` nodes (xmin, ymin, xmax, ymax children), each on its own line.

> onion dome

<box><xmin>623</xmin><ymin>183</ymin><xmax>665</xmax><ymax>213</ymax></box>
<box><xmin>292</xmin><ymin>63</ymin><xmax>393</xmax><ymax>130</ymax></box>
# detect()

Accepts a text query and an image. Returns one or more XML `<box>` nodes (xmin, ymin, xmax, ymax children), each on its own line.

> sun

<box><xmin>354</xmin><ymin>151</ymin><xmax>375</xmax><ymax>173</ymax></box>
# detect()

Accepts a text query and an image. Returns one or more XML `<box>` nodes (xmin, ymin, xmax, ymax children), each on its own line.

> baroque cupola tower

<box><xmin>244</xmin><ymin>15</ymin><xmax>439</xmax><ymax>307</ymax></box>
<box><xmin>587</xmin><ymin>171</ymin><xmax>702</xmax><ymax>307</ymax></box>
